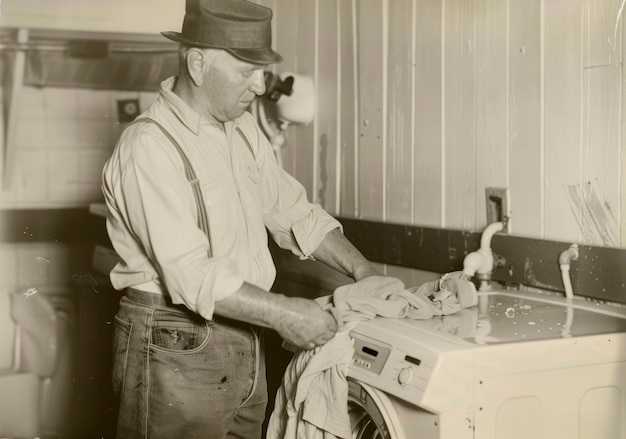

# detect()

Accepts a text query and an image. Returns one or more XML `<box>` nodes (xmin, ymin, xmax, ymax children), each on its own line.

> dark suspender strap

<box><xmin>236</xmin><ymin>126</ymin><xmax>256</xmax><ymax>160</ymax></box>
<box><xmin>128</xmin><ymin>117</ymin><xmax>212</xmax><ymax>257</ymax></box>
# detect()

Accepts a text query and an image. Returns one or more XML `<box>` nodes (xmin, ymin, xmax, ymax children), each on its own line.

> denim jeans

<box><xmin>112</xmin><ymin>288</ymin><xmax>267</xmax><ymax>439</ymax></box>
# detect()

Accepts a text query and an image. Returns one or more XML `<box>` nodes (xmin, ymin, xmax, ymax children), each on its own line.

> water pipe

<box><xmin>561</xmin><ymin>304</ymin><xmax>574</xmax><ymax>338</ymax></box>
<box><xmin>462</xmin><ymin>221</ymin><xmax>505</xmax><ymax>290</ymax></box>
<box><xmin>559</xmin><ymin>244</ymin><xmax>579</xmax><ymax>300</ymax></box>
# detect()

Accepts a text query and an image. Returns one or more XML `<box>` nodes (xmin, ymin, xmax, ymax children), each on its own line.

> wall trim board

<box><xmin>3</xmin><ymin>209</ymin><xmax>623</xmax><ymax>304</ymax></box>
<box><xmin>337</xmin><ymin>217</ymin><xmax>481</xmax><ymax>273</ymax></box>
<box><xmin>336</xmin><ymin>217</ymin><xmax>626</xmax><ymax>304</ymax></box>
<box><xmin>0</xmin><ymin>208</ymin><xmax>110</xmax><ymax>245</ymax></box>
<box><xmin>489</xmin><ymin>235</ymin><xmax>626</xmax><ymax>305</ymax></box>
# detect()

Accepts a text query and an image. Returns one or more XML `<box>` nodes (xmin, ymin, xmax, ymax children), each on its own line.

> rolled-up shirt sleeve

<box><xmin>245</xmin><ymin>120</ymin><xmax>343</xmax><ymax>259</ymax></box>
<box><xmin>291</xmin><ymin>205</ymin><xmax>343</xmax><ymax>258</ymax></box>
<box><xmin>104</xmin><ymin>126</ymin><xmax>244</xmax><ymax>320</ymax></box>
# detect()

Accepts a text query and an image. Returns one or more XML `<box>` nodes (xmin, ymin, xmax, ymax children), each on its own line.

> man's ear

<box><xmin>187</xmin><ymin>48</ymin><xmax>206</xmax><ymax>87</ymax></box>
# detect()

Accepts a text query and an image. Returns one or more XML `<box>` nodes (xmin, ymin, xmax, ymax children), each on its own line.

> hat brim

<box><xmin>161</xmin><ymin>31</ymin><xmax>283</xmax><ymax>65</ymax></box>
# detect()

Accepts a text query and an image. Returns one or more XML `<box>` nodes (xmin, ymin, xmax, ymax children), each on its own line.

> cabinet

<box><xmin>0</xmin><ymin>0</ymin><xmax>184</xmax><ymax>36</ymax></box>
<box><xmin>74</xmin><ymin>272</ymin><xmax>123</xmax><ymax>439</ymax></box>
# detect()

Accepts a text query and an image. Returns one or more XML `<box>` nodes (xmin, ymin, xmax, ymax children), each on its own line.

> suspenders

<box><xmin>128</xmin><ymin>117</ymin><xmax>257</xmax><ymax>259</ymax></box>
<box><xmin>128</xmin><ymin>117</ymin><xmax>212</xmax><ymax>255</ymax></box>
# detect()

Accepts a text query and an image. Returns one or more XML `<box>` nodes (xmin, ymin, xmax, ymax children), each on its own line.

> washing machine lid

<box><xmin>348</xmin><ymin>290</ymin><xmax>626</xmax><ymax>422</ymax></box>
<box><xmin>400</xmin><ymin>291</ymin><xmax>626</xmax><ymax>345</ymax></box>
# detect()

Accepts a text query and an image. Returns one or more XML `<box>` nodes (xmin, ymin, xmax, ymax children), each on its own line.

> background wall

<box><xmin>261</xmin><ymin>0</ymin><xmax>624</xmax><ymax>249</ymax></box>
<box><xmin>1</xmin><ymin>0</ymin><xmax>625</xmax><ymax>295</ymax></box>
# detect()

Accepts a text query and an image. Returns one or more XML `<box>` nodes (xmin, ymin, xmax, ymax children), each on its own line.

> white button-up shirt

<box><xmin>102</xmin><ymin>77</ymin><xmax>341</xmax><ymax>320</ymax></box>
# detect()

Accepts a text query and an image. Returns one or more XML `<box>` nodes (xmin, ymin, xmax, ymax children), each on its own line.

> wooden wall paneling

<box><xmin>623</xmin><ymin>0</ymin><xmax>626</xmax><ymax>247</ymax></box>
<box><xmin>272</xmin><ymin>0</ymin><xmax>298</xmax><ymax>176</ymax></box>
<box><xmin>316</xmin><ymin>0</ymin><xmax>339</xmax><ymax>213</ymax></box>
<box><xmin>356</xmin><ymin>0</ymin><xmax>386</xmax><ymax>220</ymax></box>
<box><xmin>385</xmin><ymin>0</ymin><xmax>415</xmax><ymax>224</ymax></box>
<box><xmin>508</xmin><ymin>0</ymin><xmax>543</xmax><ymax>237</ymax></box>
<box><xmin>543</xmin><ymin>0</ymin><xmax>584</xmax><ymax>242</ymax></box>
<box><xmin>474</xmin><ymin>0</ymin><xmax>509</xmax><ymax>228</ymax></box>
<box><xmin>413</xmin><ymin>0</ymin><xmax>444</xmax><ymax>227</ymax></box>
<box><xmin>293</xmin><ymin>0</ymin><xmax>317</xmax><ymax>199</ymax></box>
<box><xmin>338</xmin><ymin>0</ymin><xmax>358</xmax><ymax>217</ymax></box>
<box><xmin>443</xmin><ymin>0</ymin><xmax>477</xmax><ymax>229</ymax></box>
<box><xmin>579</xmin><ymin>0</ymin><xmax>621</xmax><ymax>247</ymax></box>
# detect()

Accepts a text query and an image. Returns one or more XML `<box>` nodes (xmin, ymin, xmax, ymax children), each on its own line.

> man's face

<box><xmin>202</xmin><ymin>51</ymin><xmax>267</xmax><ymax>122</ymax></box>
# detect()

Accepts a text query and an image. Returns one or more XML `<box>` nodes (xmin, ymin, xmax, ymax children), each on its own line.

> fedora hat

<box><xmin>162</xmin><ymin>0</ymin><xmax>283</xmax><ymax>65</ymax></box>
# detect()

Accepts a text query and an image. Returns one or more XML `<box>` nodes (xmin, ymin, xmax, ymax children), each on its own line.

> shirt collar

<box><xmin>158</xmin><ymin>76</ymin><xmax>239</xmax><ymax>136</ymax></box>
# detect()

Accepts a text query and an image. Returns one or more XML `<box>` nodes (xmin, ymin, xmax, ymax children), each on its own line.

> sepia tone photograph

<box><xmin>0</xmin><ymin>0</ymin><xmax>625</xmax><ymax>438</ymax></box>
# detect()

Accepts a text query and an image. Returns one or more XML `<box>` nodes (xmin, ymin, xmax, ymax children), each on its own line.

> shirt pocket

<box><xmin>200</xmin><ymin>180</ymin><xmax>229</xmax><ymax>208</ymax></box>
<box><xmin>199</xmin><ymin>181</ymin><xmax>236</xmax><ymax>237</ymax></box>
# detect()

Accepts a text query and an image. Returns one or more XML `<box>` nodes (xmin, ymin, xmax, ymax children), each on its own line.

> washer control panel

<box><xmin>352</xmin><ymin>335</ymin><xmax>392</xmax><ymax>374</ymax></box>
<box><xmin>349</xmin><ymin>328</ymin><xmax>440</xmax><ymax>407</ymax></box>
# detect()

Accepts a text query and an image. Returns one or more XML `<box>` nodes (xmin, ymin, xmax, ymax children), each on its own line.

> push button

<box><xmin>398</xmin><ymin>367</ymin><xmax>413</xmax><ymax>385</ymax></box>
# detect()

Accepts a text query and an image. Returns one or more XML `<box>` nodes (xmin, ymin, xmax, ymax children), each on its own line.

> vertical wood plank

<box><xmin>292</xmin><ymin>0</ymin><xmax>317</xmax><ymax>199</ymax></box>
<box><xmin>543</xmin><ymin>0</ymin><xmax>584</xmax><ymax>242</ymax></box>
<box><xmin>443</xmin><ymin>0</ymin><xmax>477</xmax><ymax>229</ymax></box>
<box><xmin>579</xmin><ymin>0</ymin><xmax>621</xmax><ymax>247</ymax></box>
<box><xmin>386</xmin><ymin>0</ymin><xmax>414</xmax><ymax>224</ymax></box>
<box><xmin>413</xmin><ymin>0</ymin><xmax>444</xmax><ymax>227</ymax></box>
<box><xmin>272</xmin><ymin>0</ymin><xmax>623</xmax><ymax>251</ymax></box>
<box><xmin>623</xmin><ymin>0</ymin><xmax>626</xmax><ymax>246</ymax></box>
<box><xmin>508</xmin><ymin>0</ymin><xmax>543</xmax><ymax>238</ymax></box>
<box><xmin>316</xmin><ymin>0</ymin><xmax>339</xmax><ymax>213</ymax></box>
<box><xmin>475</xmin><ymin>0</ymin><xmax>508</xmax><ymax>228</ymax></box>
<box><xmin>273</xmin><ymin>0</ymin><xmax>299</xmax><ymax>175</ymax></box>
<box><xmin>356</xmin><ymin>0</ymin><xmax>385</xmax><ymax>220</ymax></box>
<box><xmin>339</xmin><ymin>0</ymin><xmax>358</xmax><ymax>217</ymax></box>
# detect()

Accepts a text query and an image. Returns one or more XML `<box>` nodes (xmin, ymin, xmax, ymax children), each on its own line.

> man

<box><xmin>101</xmin><ymin>0</ymin><xmax>380</xmax><ymax>438</ymax></box>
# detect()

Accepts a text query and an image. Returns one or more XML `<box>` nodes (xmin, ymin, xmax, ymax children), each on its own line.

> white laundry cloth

<box><xmin>266</xmin><ymin>327</ymin><xmax>356</xmax><ymax>439</ymax></box>
<box><xmin>267</xmin><ymin>274</ymin><xmax>477</xmax><ymax>439</ymax></box>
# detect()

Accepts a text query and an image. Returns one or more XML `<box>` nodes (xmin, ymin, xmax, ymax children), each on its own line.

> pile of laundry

<box><xmin>267</xmin><ymin>272</ymin><xmax>478</xmax><ymax>439</ymax></box>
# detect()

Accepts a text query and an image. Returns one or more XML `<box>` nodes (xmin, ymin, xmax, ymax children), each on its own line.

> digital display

<box><xmin>405</xmin><ymin>355</ymin><xmax>421</xmax><ymax>366</ymax></box>
<box><xmin>361</xmin><ymin>346</ymin><xmax>379</xmax><ymax>357</ymax></box>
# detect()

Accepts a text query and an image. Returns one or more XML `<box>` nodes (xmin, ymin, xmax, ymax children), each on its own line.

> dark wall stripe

<box><xmin>338</xmin><ymin>217</ymin><xmax>626</xmax><ymax>304</ymax></box>
<box><xmin>490</xmin><ymin>235</ymin><xmax>626</xmax><ymax>303</ymax></box>
<box><xmin>0</xmin><ymin>208</ymin><xmax>111</xmax><ymax>246</ymax></box>
<box><xmin>2</xmin><ymin>209</ymin><xmax>623</xmax><ymax>304</ymax></box>
<box><xmin>338</xmin><ymin>217</ymin><xmax>481</xmax><ymax>273</ymax></box>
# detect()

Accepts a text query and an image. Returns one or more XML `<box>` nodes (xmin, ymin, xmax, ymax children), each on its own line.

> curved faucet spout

<box><xmin>462</xmin><ymin>221</ymin><xmax>506</xmax><ymax>289</ymax></box>
<box><xmin>480</xmin><ymin>221</ymin><xmax>504</xmax><ymax>252</ymax></box>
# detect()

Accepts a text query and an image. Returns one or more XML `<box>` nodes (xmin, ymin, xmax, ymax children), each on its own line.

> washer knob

<box><xmin>398</xmin><ymin>367</ymin><xmax>413</xmax><ymax>385</ymax></box>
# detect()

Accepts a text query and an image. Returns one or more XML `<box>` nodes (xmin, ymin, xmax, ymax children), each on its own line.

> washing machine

<box><xmin>347</xmin><ymin>289</ymin><xmax>626</xmax><ymax>439</ymax></box>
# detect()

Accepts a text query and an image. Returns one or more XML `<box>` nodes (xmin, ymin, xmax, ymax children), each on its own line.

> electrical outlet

<box><xmin>485</xmin><ymin>187</ymin><xmax>511</xmax><ymax>232</ymax></box>
<box><xmin>117</xmin><ymin>98</ymin><xmax>140</xmax><ymax>122</ymax></box>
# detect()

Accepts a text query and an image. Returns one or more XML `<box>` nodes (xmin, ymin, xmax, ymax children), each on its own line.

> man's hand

<box><xmin>213</xmin><ymin>282</ymin><xmax>337</xmax><ymax>350</ymax></box>
<box><xmin>312</xmin><ymin>227</ymin><xmax>380</xmax><ymax>281</ymax></box>
<box><xmin>273</xmin><ymin>296</ymin><xmax>338</xmax><ymax>350</ymax></box>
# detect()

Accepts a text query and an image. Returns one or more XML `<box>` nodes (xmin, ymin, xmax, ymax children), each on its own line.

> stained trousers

<box><xmin>111</xmin><ymin>288</ymin><xmax>267</xmax><ymax>439</ymax></box>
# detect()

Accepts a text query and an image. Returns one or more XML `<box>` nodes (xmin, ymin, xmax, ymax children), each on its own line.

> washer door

<box><xmin>348</xmin><ymin>378</ymin><xmax>439</xmax><ymax>439</ymax></box>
